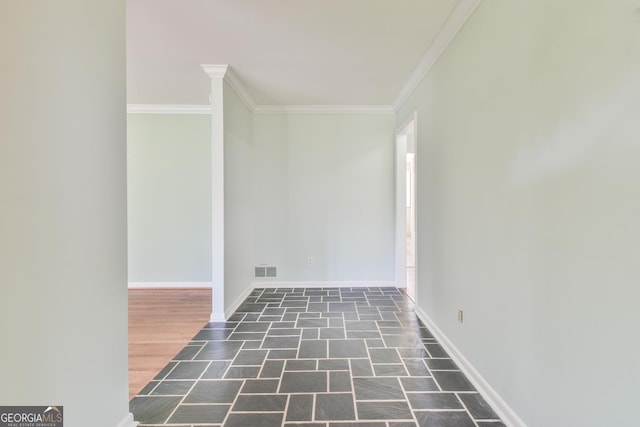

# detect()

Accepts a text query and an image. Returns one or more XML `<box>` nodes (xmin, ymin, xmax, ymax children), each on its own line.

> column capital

<box><xmin>201</xmin><ymin>64</ymin><xmax>229</xmax><ymax>78</ymax></box>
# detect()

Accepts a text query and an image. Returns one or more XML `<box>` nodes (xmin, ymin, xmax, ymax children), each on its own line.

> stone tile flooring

<box><xmin>130</xmin><ymin>287</ymin><xmax>505</xmax><ymax>427</ymax></box>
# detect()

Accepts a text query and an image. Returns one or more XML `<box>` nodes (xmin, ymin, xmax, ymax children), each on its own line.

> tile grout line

<box><xmin>162</xmin><ymin>358</ymin><xmax>214</xmax><ymax>424</ymax></box>
<box><xmin>221</xmin><ymin>289</ymin><xmax>265</xmax><ymax>426</ymax></box>
<box><xmin>132</xmin><ymin>286</ymin><xmax>506</xmax><ymax>427</ymax></box>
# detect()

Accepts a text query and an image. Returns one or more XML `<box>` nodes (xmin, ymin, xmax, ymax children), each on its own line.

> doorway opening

<box><xmin>395</xmin><ymin>113</ymin><xmax>417</xmax><ymax>301</ymax></box>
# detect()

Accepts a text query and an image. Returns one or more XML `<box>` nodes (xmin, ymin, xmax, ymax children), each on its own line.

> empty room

<box><xmin>2</xmin><ymin>1</ymin><xmax>639</xmax><ymax>427</ymax></box>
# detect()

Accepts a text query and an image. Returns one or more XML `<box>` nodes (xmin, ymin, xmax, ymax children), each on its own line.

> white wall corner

<box><xmin>116</xmin><ymin>413</ymin><xmax>138</xmax><ymax>427</ymax></box>
<box><xmin>392</xmin><ymin>0</ymin><xmax>483</xmax><ymax>112</ymax></box>
<box><xmin>414</xmin><ymin>306</ymin><xmax>528</xmax><ymax>427</ymax></box>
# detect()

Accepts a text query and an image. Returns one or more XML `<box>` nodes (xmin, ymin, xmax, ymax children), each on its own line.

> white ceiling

<box><xmin>126</xmin><ymin>0</ymin><xmax>462</xmax><ymax>107</ymax></box>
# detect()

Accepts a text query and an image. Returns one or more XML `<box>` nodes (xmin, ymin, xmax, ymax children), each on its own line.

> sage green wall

<box><xmin>0</xmin><ymin>0</ymin><xmax>131</xmax><ymax>426</ymax></box>
<box><xmin>127</xmin><ymin>114</ymin><xmax>212</xmax><ymax>284</ymax></box>
<box><xmin>126</xmin><ymin>105</ymin><xmax>396</xmax><ymax>301</ymax></box>
<box><xmin>219</xmin><ymin>105</ymin><xmax>397</xmax><ymax>315</ymax></box>
<box><xmin>397</xmin><ymin>1</ymin><xmax>640</xmax><ymax>426</ymax></box>
<box><xmin>252</xmin><ymin>113</ymin><xmax>396</xmax><ymax>283</ymax></box>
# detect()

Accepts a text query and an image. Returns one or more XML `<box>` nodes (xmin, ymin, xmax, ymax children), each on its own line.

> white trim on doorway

<box><xmin>395</xmin><ymin>112</ymin><xmax>418</xmax><ymax>300</ymax></box>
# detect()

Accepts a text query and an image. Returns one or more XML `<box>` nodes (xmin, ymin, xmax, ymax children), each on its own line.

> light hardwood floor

<box><xmin>128</xmin><ymin>288</ymin><xmax>211</xmax><ymax>399</ymax></box>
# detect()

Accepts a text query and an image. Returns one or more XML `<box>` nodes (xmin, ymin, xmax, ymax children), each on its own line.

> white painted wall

<box><xmin>0</xmin><ymin>1</ymin><xmax>132</xmax><ymax>426</ymax></box>
<box><xmin>252</xmin><ymin>113</ymin><xmax>396</xmax><ymax>284</ymax></box>
<box><xmin>397</xmin><ymin>1</ymin><xmax>640</xmax><ymax>426</ymax></box>
<box><xmin>223</xmin><ymin>81</ymin><xmax>255</xmax><ymax>314</ymax></box>
<box><xmin>127</xmin><ymin>114</ymin><xmax>212</xmax><ymax>285</ymax></box>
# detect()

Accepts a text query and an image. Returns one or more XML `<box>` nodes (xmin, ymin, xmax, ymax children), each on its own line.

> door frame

<box><xmin>395</xmin><ymin>112</ymin><xmax>418</xmax><ymax>298</ymax></box>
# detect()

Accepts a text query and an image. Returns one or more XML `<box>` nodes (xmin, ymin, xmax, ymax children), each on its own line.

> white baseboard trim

<box><xmin>209</xmin><ymin>312</ymin><xmax>227</xmax><ymax>322</ymax></box>
<box><xmin>250</xmin><ymin>281</ymin><xmax>397</xmax><ymax>289</ymax></box>
<box><xmin>224</xmin><ymin>285</ymin><xmax>256</xmax><ymax>320</ymax></box>
<box><xmin>414</xmin><ymin>306</ymin><xmax>527</xmax><ymax>427</ymax></box>
<box><xmin>128</xmin><ymin>282</ymin><xmax>212</xmax><ymax>289</ymax></box>
<box><xmin>116</xmin><ymin>413</ymin><xmax>138</xmax><ymax>427</ymax></box>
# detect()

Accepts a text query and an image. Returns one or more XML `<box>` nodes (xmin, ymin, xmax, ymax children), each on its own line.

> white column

<box><xmin>0</xmin><ymin>1</ymin><xmax>132</xmax><ymax>426</ymax></box>
<box><xmin>202</xmin><ymin>65</ymin><xmax>229</xmax><ymax>321</ymax></box>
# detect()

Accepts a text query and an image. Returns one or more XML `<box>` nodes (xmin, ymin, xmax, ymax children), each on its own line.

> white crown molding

<box><xmin>392</xmin><ymin>0</ymin><xmax>483</xmax><ymax>112</ymax></box>
<box><xmin>127</xmin><ymin>104</ymin><xmax>211</xmax><ymax>114</ymax></box>
<box><xmin>138</xmin><ymin>3</ymin><xmax>481</xmax><ymax>118</ymax></box>
<box><xmin>127</xmin><ymin>103</ymin><xmax>394</xmax><ymax>115</ymax></box>
<box><xmin>201</xmin><ymin>64</ymin><xmax>229</xmax><ymax>78</ymax></box>
<box><xmin>143</xmin><ymin>0</ymin><xmax>487</xmax><ymax>122</ymax></box>
<box><xmin>414</xmin><ymin>305</ymin><xmax>528</xmax><ymax>427</ymax></box>
<box><xmin>223</xmin><ymin>67</ymin><xmax>257</xmax><ymax>112</ymax></box>
<box><xmin>254</xmin><ymin>105</ymin><xmax>394</xmax><ymax>114</ymax></box>
<box><xmin>201</xmin><ymin>64</ymin><xmax>257</xmax><ymax>112</ymax></box>
<box><xmin>201</xmin><ymin>64</ymin><xmax>396</xmax><ymax>114</ymax></box>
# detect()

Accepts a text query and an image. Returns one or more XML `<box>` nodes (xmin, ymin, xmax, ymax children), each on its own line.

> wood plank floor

<box><xmin>128</xmin><ymin>288</ymin><xmax>211</xmax><ymax>399</ymax></box>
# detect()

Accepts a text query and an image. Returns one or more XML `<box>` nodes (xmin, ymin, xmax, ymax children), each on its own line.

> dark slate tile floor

<box><xmin>130</xmin><ymin>287</ymin><xmax>505</xmax><ymax>427</ymax></box>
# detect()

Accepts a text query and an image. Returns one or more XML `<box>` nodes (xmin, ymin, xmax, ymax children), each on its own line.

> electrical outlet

<box><xmin>458</xmin><ymin>309</ymin><xmax>464</xmax><ymax>324</ymax></box>
<box><xmin>307</xmin><ymin>256</ymin><xmax>314</xmax><ymax>266</ymax></box>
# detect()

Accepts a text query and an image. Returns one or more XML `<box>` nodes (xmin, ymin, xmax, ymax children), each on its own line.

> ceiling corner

<box><xmin>392</xmin><ymin>0</ymin><xmax>483</xmax><ymax>112</ymax></box>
